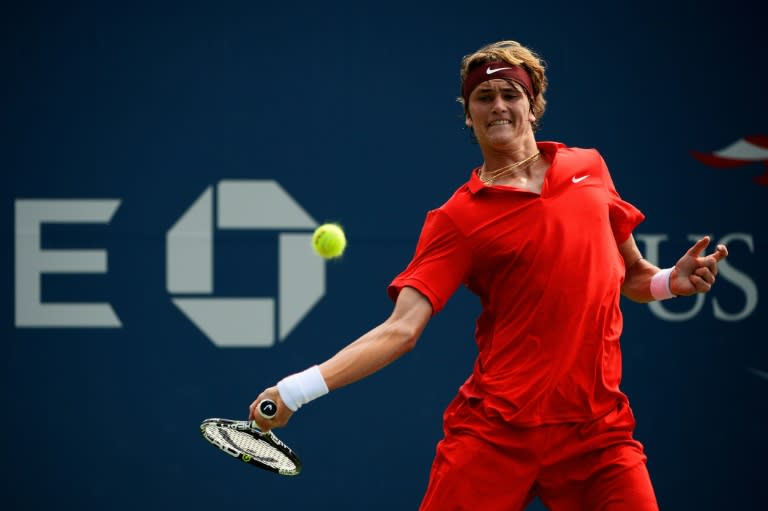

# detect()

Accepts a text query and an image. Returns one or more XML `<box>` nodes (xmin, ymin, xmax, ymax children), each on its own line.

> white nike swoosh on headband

<box><xmin>486</xmin><ymin>67</ymin><xmax>513</xmax><ymax>74</ymax></box>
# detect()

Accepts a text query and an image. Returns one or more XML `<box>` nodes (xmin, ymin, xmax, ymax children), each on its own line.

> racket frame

<box><xmin>200</xmin><ymin>418</ymin><xmax>302</xmax><ymax>476</ymax></box>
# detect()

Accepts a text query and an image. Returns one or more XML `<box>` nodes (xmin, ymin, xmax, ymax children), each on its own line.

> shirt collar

<box><xmin>467</xmin><ymin>141</ymin><xmax>564</xmax><ymax>194</ymax></box>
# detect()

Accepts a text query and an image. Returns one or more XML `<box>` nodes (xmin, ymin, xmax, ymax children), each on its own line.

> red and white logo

<box><xmin>691</xmin><ymin>135</ymin><xmax>768</xmax><ymax>186</ymax></box>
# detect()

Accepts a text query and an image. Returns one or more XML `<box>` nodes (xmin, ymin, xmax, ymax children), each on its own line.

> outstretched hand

<box><xmin>670</xmin><ymin>236</ymin><xmax>728</xmax><ymax>296</ymax></box>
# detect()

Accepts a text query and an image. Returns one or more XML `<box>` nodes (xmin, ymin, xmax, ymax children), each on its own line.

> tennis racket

<box><xmin>200</xmin><ymin>399</ymin><xmax>302</xmax><ymax>476</ymax></box>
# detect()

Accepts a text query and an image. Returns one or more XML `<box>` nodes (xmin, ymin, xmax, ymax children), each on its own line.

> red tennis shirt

<box><xmin>388</xmin><ymin>142</ymin><xmax>645</xmax><ymax>426</ymax></box>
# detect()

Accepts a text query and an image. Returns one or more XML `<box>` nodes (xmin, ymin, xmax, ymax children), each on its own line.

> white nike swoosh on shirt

<box><xmin>486</xmin><ymin>67</ymin><xmax>513</xmax><ymax>74</ymax></box>
<box><xmin>572</xmin><ymin>175</ymin><xmax>590</xmax><ymax>183</ymax></box>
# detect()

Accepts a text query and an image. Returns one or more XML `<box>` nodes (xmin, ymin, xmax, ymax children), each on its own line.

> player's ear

<box><xmin>465</xmin><ymin>113</ymin><xmax>473</xmax><ymax>128</ymax></box>
<box><xmin>526</xmin><ymin>92</ymin><xmax>536</xmax><ymax>123</ymax></box>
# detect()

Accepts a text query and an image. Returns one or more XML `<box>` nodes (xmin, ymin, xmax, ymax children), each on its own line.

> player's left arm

<box><xmin>619</xmin><ymin>234</ymin><xmax>729</xmax><ymax>303</ymax></box>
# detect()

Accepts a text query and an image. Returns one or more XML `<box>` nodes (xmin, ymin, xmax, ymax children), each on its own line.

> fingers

<box><xmin>693</xmin><ymin>266</ymin><xmax>715</xmax><ymax>285</ymax></box>
<box><xmin>690</xmin><ymin>263</ymin><xmax>720</xmax><ymax>292</ymax></box>
<box><xmin>687</xmin><ymin>237</ymin><xmax>728</xmax><ymax>262</ymax></box>
<box><xmin>248</xmin><ymin>399</ymin><xmax>270</xmax><ymax>431</ymax></box>
<box><xmin>675</xmin><ymin>238</ymin><xmax>727</xmax><ymax>296</ymax></box>
<box><xmin>249</xmin><ymin>389</ymin><xmax>277</xmax><ymax>431</ymax></box>
<box><xmin>700</xmin><ymin>243</ymin><xmax>728</xmax><ymax>276</ymax></box>
<box><xmin>248</xmin><ymin>387</ymin><xmax>291</xmax><ymax>432</ymax></box>
<box><xmin>686</xmin><ymin>236</ymin><xmax>711</xmax><ymax>258</ymax></box>
<box><xmin>712</xmin><ymin>243</ymin><xmax>729</xmax><ymax>262</ymax></box>
<box><xmin>249</xmin><ymin>410</ymin><xmax>276</xmax><ymax>432</ymax></box>
<box><xmin>689</xmin><ymin>272</ymin><xmax>713</xmax><ymax>293</ymax></box>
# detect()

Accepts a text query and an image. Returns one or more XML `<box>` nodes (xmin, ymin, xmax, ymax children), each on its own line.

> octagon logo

<box><xmin>166</xmin><ymin>180</ymin><xmax>323</xmax><ymax>347</ymax></box>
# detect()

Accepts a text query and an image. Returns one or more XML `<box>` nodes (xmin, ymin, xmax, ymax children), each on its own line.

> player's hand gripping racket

<box><xmin>200</xmin><ymin>399</ymin><xmax>302</xmax><ymax>476</ymax></box>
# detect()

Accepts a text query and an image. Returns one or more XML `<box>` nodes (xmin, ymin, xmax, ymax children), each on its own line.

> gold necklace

<box><xmin>479</xmin><ymin>151</ymin><xmax>541</xmax><ymax>185</ymax></box>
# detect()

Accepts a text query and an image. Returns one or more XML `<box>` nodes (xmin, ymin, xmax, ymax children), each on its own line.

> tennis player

<box><xmin>250</xmin><ymin>40</ymin><xmax>728</xmax><ymax>510</ymax></box>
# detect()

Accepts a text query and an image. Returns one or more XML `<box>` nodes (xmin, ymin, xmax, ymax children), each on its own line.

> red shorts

<box><xmin>419</xmin><ymin>396</ymin><xmax>659</xmax><ymax>511</ymax></box>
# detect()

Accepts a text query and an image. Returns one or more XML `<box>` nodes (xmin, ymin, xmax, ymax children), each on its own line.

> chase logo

<box><xmin>166</xmin><ymin>180</ymin><xmax>323</xmax><ymax>347</ymax></box>
<box><xmin>14</xmin><ymin>180</ymin><xmax>325</xmax><ymax>349</ymax></box>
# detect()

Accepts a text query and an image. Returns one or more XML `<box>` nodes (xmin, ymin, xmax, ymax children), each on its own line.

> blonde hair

<box><xmin>458</xmin><ymin>40</ymin><xmax>548</xmax><ymax>123</ymax></box>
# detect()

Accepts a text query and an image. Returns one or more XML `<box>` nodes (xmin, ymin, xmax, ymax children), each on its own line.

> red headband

<box><xmin>462</xmin><ymin>61</ymin><xmax>534</xmax><ymax>105</ymax></box>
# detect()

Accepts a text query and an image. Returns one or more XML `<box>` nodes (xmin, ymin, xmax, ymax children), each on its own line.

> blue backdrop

<box><xmin>2</xmin><ymin>1</ymin><xmax>766</xmax><ymax>509</ymax></box>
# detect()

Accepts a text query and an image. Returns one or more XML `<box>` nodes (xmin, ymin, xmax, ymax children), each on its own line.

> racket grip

<box><xmin>258</xmin><ymin>399</ymin><xmax>278</xmax><ymax>419</ymax></box>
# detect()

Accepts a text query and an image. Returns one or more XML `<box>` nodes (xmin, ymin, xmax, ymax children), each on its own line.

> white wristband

<box><xmin>276</xmin><ymin>365</ymin><xmax>329</xmax><ymax>412</ymax></box>
<box><xmin>650</xmin><ymin>267</ymin><xmax>676</xmax><ymax>300</ymax></box>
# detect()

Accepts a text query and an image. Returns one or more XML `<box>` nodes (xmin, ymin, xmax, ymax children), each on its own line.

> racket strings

<box><xmin>203</xmin><ymin>423</ymin><xmax>298</xmax><ymax>473</ymax></box>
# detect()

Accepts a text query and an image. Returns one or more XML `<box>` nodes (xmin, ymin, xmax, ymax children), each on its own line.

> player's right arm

<box><xmin>249</xmin><ymin>286</ymin><xmax>432</xmax><ymax>430</ymax></box>
<box><xmin>320</xmin><ymin>286</ymin><xmax>433</xmax><ymax>390</ymax></box>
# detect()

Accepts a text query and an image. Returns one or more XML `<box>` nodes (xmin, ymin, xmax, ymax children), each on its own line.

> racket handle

<box><xmin>258</xmin><ymin>399</ymin><xmax>278</xmax><ymax>419</ymax></box>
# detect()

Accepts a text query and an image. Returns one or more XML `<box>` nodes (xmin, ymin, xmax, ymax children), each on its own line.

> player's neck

<box><xmin>480</xmin><ymin>138</ymin><xmax>540</xmax><ymax>176</ymax></box>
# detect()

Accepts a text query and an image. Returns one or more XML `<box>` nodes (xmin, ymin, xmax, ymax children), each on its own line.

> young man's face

<box><xmin>465</xmin><ymin>79</ymin><xmax>535</xmax><ymax>149</ymax></box>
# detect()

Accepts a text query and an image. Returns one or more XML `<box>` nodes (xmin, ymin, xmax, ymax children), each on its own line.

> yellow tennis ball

<box><xmin>312</xmin><ymin>223</ymin><xmax>346</xmax><ymax>259</ymax></box>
